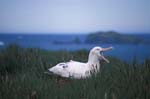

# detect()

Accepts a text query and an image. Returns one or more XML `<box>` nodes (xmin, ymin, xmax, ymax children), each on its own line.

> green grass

<box><xmin>0</xmin><ymin>44</ymin><xmax>150</xmax><ymax>99</ymax></box>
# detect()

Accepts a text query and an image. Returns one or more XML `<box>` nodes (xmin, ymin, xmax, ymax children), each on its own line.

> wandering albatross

<box><xmin>47</xmin><ymin>46</ymin><xmax>113</xmax><ymax>79</ymax></box>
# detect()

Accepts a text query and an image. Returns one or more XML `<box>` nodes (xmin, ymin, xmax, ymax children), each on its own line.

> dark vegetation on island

<box><xmin>0</xmin><ymin>44</ymin><xmax>150</xmax><ymax>99</ymax></box>
<box><xmin>85</xmin><ymin>31</ymin><xmax>150</xmax><ymax>44</ymax></box>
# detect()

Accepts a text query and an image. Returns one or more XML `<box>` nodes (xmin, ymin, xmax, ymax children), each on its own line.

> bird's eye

<box><xmin>96</xmin><ymin>48</ymin><xmax>99</xmax><ymax>50</ymax></box>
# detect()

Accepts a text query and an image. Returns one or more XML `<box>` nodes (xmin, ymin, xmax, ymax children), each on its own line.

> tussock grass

<box><xmin>0</xmin><ymin>44</ymin><xmax>150</xmax><ymax>99</ymax></box>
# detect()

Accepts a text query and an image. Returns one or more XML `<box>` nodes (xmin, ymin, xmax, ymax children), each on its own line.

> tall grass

<box><xmin>0</xmin><ymin>44</ymin><xmax>150</xmax><ymax>99</ymax></box>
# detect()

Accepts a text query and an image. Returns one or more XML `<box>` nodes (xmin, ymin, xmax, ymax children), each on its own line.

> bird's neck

<box><xmin>87</xmin><ymin>53</ymin><xmax>99</xmax><ymax>64</ymax></box>
<box><xmin>87</xmin><ymin>54</ymin><xmax>100</xmax><ymax>72</ymax></box>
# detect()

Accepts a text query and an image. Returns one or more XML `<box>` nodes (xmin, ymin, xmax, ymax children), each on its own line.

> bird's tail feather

<box><xmin>44</xmin><ymin>71</ymin><xmax>53</xmax><ymax>75</ymax></box>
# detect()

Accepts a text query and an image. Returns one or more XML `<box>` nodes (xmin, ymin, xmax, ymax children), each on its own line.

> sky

<box><xmin>0</xmin><ymin>0</ymin><xmax>150</xmax><ymax>34</ymax></box>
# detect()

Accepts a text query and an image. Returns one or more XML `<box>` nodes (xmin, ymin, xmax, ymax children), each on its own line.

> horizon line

<box><xmin>0</xmin><ymin>31</ymin><xmax>149</xmax><ymax>35</ymax></box>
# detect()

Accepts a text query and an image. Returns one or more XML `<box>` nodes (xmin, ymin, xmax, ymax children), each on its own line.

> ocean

<box><xmin>0</xmin><ymin>33</ymin><xmax>150</xmax><ymax>63</ymax></box>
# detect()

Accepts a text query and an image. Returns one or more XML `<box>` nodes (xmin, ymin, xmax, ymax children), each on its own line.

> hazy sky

<box><xmin>0</xmin><ymin>0</ymin><xmax>149</xmax><ymax>34</ymax></box>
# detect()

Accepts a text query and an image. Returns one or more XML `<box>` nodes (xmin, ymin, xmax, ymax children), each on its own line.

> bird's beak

<box><xmin>102</xmin><ymin>47</ymin><xmax>113</xmax><ymax>52</ymax></box>
<box><xmin>100</xmin><ymin>47</ymin><xmax>113</xmax><ymax>63</ymax></box>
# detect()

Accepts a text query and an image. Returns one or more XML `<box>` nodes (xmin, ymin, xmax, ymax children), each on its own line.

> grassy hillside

<box><xmin>0</xmin><ymin>45</ymin><xmax>150</xmax><ymax>99</ymax></box>
<box><xmin>85</xmin><ymin>31</ymin><xmax>149</xmax><ymax>44</ymax></box>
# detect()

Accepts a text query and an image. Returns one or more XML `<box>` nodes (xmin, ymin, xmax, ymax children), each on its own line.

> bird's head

<box><xmin>88</xmin><ymin>46</ymin><xmax>113</xmax><ymax>63</ymax></box>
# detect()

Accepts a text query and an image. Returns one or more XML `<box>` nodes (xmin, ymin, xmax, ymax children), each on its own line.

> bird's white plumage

<box><xmin>48</xmin><ymin>46</ymin><xmax>113</xmax><ymax>79</ymax></box>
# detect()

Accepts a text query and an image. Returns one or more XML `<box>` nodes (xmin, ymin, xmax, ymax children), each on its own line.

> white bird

<box><xmin>47</xmin><ymin>46</ymin><xmax>113</xmax><ymax>79</ymax></box>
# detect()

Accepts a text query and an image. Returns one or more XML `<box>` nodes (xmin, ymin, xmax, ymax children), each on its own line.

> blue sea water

<box><xmin>0</xmin><ymin>34</ymin><xmax>150</xmax><ymax>63</ymax></box>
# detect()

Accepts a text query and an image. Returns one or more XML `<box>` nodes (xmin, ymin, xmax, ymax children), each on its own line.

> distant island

<box><xmin>85</xmin><ymin>31</ymin><xmax>150</xmax><ymax>44</ymax></box>
<box><xmin>51</xmin><ymin>31</ymin><xmax>150</xmax><ymax>44</ymax></box>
